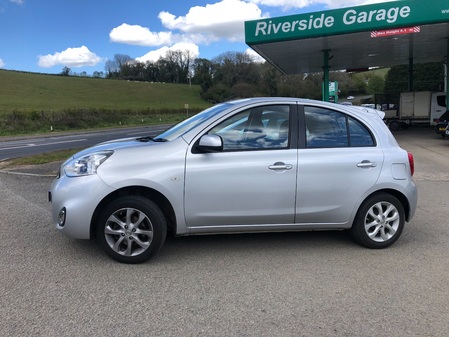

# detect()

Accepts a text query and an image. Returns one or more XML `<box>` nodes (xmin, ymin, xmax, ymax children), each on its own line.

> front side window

<box><xmin>208</xmin><ymin>105</ymin><xmax>290</xmax><ymax>151</ymax></box>
<box><xmin>304</xmin><ymin>107</ymin><xmax>374</xmax><ymax>148</ymax></box>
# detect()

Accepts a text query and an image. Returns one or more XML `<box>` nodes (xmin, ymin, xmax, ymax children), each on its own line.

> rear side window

<box><xmin>304</xmin><ymin>106</ymin><xmax>374</xmax><ymax>148</ymax></box>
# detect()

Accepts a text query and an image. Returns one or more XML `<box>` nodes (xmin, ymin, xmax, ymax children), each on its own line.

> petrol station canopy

<box><xmin>244</xmin><ymin>0</ymin><xmax>449</xmax><ymax>74</ymax></box>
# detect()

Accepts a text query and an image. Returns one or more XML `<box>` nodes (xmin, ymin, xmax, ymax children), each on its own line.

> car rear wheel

<box><xmin>97</xmin><ymin>196</ymin><xmax>167</xmax><ymax>263</ymax></box>
<box><xmin>351</xmin><ymin>193</ymin><xmax>404</xmax><ymax>249</ymax></box>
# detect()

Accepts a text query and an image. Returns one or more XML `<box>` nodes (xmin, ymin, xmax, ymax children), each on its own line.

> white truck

<box><xmin>383</xmin><ymin>91</ymin><xmax>447</xmax><ymax>130</ymax></box>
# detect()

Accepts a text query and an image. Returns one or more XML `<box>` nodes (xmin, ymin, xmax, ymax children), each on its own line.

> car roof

<box><xmin>226</xmin><ymin>97</ymin><xmax>385</xmax><ymax>118</ymax></box>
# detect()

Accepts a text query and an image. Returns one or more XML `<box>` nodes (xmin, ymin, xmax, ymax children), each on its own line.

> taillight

<box><xmin>408</xmin><ymin>152</ymin><xmax>414</xmax><ymax>176</ymax></box>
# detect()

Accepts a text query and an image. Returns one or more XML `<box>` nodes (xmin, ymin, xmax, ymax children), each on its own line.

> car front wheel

<box><xmin>351</xmin><ymin>193</ymin><xmax>405</xmax><ymax>249</ymax></box>
<box><xmin>97</xmin><ymin>196</ymin><xmax>167</xmax><ymax>263</ymax></box>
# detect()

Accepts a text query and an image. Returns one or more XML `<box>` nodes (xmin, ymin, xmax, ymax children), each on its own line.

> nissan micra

<box><xmin>50</xmin><ymin>97</ymin><xmax>417</xmax><ymax>263</ymax></box>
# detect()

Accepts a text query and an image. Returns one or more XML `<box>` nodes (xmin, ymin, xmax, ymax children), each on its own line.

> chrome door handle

<box><xmin>269</xmin><ymin>162</ymin><xmax>293</xmax><ymax>171</ymax></box>
<box><xmin>357</xmin><ymin>160</ymin><xmax>377</xmax><ymax>168</ymax></box>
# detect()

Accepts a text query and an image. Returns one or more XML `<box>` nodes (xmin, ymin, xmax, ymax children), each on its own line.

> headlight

<box><xmin>64</xmin><ymin>151</ymin><xmax>113</xmax><ymax>177</ymax></box>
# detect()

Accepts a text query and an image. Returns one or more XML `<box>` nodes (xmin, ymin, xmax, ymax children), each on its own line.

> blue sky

<box><xmin>0</xmin><ymin>0</ymin><xmax>395</xmax><ymax>75</ymax></box>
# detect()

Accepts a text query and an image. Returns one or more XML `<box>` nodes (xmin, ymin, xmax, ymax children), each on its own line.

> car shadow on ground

<box><xmin>65</xmin><ymin>230</ymin><xmax>356</xmax><ymax>264</ymax></box>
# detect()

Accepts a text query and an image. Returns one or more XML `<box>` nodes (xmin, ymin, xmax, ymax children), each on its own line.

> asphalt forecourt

<box><xmin>1</xmin><ymin>126</ymin><xmax>449</xmax><ymax>336</ymax></box>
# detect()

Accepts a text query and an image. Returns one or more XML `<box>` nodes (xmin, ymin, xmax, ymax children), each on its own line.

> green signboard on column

<box><xmin>322</xmin><ymin>81</ymin><xmax>338</xmax><ymax>103</ymax></box>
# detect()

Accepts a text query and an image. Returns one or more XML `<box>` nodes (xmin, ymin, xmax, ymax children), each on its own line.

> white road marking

<box><xmin>0</xmin><ymin>139</ymin><xmax>87</xmax><ymax>151</ymax></box>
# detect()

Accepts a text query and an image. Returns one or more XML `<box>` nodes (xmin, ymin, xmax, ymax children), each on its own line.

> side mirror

<box><xmin>196</xmin><ymin>134</ymin><xmax>223</xmax><ymax>152</ymax></box>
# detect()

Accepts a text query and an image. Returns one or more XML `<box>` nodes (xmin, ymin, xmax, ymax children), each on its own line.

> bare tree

<box><xmin>105</xmin><ymin>54</ymin><xmax>133</xmax><ymax>78</ymax></box>
<box><xmin>61</xmin><ymin>66</ymin><xmax>71</xmax><ymax>76</ymax></box>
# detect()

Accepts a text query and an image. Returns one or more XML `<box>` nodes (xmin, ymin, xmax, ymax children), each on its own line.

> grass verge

<box><xmin>1</xmin><ymin>148</ymin><xmax>81</xmax><ymax>168</ymax></box>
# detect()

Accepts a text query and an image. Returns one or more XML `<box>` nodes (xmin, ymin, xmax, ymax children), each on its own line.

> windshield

<box><xmin>154</xmin><ymin>103</ymin><xmax>231</xmax><ymax>141</ymax></box>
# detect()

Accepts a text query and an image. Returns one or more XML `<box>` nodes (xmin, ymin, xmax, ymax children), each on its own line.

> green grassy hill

<box><xmin>0</xmin><ymin>70</ymin><xmax>212</xmax><ymax>135</ymax></box>
<box><xmin>0</xmin><ymin>70</ymin><xmax>210</xmax><ymax>113</ymax></box>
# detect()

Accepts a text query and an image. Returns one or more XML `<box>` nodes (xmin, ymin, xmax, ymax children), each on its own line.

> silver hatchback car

<box><xmin>50</xmin><ymin>97</ymin><xmax>417</xmax><ymax>263</ymax></box>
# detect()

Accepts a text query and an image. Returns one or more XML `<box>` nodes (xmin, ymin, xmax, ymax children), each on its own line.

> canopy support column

<box><xmin>446</xmin><ymin>37</ymin><xmax>449</xmax><ymax>111</ymax></box>
<box><xmin>408</xmin><ymin>36</ymin><xmax>414</xmax><ymax>92</ymax></box>
<box><xmin>322</xmin><ymin>49</ymin><xmax>331</xmax><ymax>102</ymax></box>
<box><xmin>408</xmin><ymin>57</ymin><xmax>414</xmax><ymax>92</ymax></box>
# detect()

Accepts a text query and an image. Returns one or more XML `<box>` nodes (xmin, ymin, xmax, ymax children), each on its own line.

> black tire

<box><xmin>351</xmin><ymin>193</ymin><xmax>405</xmax><ymax>249</ymax></box>
<box><xmin>388</xmin><ymin>121</ymin><xmax>401</xmax><ymax>131</ymax></box>
<box><xmin>441</xmin><ymin>133</ymin><xmax>446</xmax><ymax>139</ymax></box>
<box><xmin>96</xmin><ymin>196</ymin><xmax>167</xmax><ymax>264</ymax></box>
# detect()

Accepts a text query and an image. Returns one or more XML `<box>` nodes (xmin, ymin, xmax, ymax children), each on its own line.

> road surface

<box><xmin>0</xmin><ymin>125</ymin><xmax>169</xmax><ymax>160</ymax></box>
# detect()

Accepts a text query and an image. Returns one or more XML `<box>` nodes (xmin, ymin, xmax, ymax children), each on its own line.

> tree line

<box><xmin>65</xmin><ymin>50</ymin><xmax>445</xmax><ymax>103</ymax></box>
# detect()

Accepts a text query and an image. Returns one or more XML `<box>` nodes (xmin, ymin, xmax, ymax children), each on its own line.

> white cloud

<box><xmin>110</xmin><ymin>0</ymin><xmax>265</xmax><ymax>49</ymax></box>
<box><xmin>249</xmin><ymin>0</ymin><xmax>310</xmax><ymax>10</ymax></box>
<box><xmin>245</xmin><ymin>48</ymin><xmax>265</xmax><ymax>63</ymax></box>
<box><xmin>10</xmin><ymin>0</ymin><xmax>25</xmax><ymax>5</ymax></box>
<box><xmin>38</xmin><ymin>46</ymin><xmax>103</xmax><ymax>68</ymax></box>
<box><xmin>136</xmin><ymin>42</ymin><xmax>200</xmax><ymax>63</ymax></box>
<box><xmin>0</xmin><ymin>58</ymin><xmax>5</xmax><ymax>68</ymax></box>
<box><xmin>159</xmin><ymin>0</ymin><xmax>264</xmax><ymax>41</ymax></box>
<box><xmin>109</xmin><ymin>23</ymin><xmax>173</xmax><ymax>46</ymax></box>
<box><xmin>109</xmin><ymin>0</ymin><xmax>399</xmax><ymax>63</ymax></box>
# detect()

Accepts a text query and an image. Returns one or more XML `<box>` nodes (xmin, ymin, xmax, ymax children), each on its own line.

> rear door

<box><xmin>296</xmin><ymin>105</ymin><xmax>384</xmax><ymax>224</ymax></box>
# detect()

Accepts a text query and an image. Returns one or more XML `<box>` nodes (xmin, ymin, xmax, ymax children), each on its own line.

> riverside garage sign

<box><xmin>254</xmin><ymin>6</ymin><xmax>410</xmax><ymax>36</ymax></box>
<box><xmin>245</xmin><ymin>0</ymin><xmax>449</xmax><ymax>44</ymax></box>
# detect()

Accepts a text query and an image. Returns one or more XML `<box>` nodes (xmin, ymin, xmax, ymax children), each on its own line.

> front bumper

<box><xmin>50</xmin><ymin>174</ymin><xmax>115</xmax><ymax>239</ymax></box>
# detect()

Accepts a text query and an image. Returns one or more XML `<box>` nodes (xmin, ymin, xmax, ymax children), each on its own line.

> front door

<box><xmin>184</xmin><ymin>104</ymin><xmax>297</xmax><ymax>227</ymax></box>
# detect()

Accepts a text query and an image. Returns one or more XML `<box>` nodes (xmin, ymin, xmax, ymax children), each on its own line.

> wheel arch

<box><xmin>90</xmin><ymin>186</ymin><xmax>177</xmax><ymax>239</ymax></box>
<box><xmin>362</xmin><ymin>188</ymin><xmax>411</xmax><ymax>222</ymax></box>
